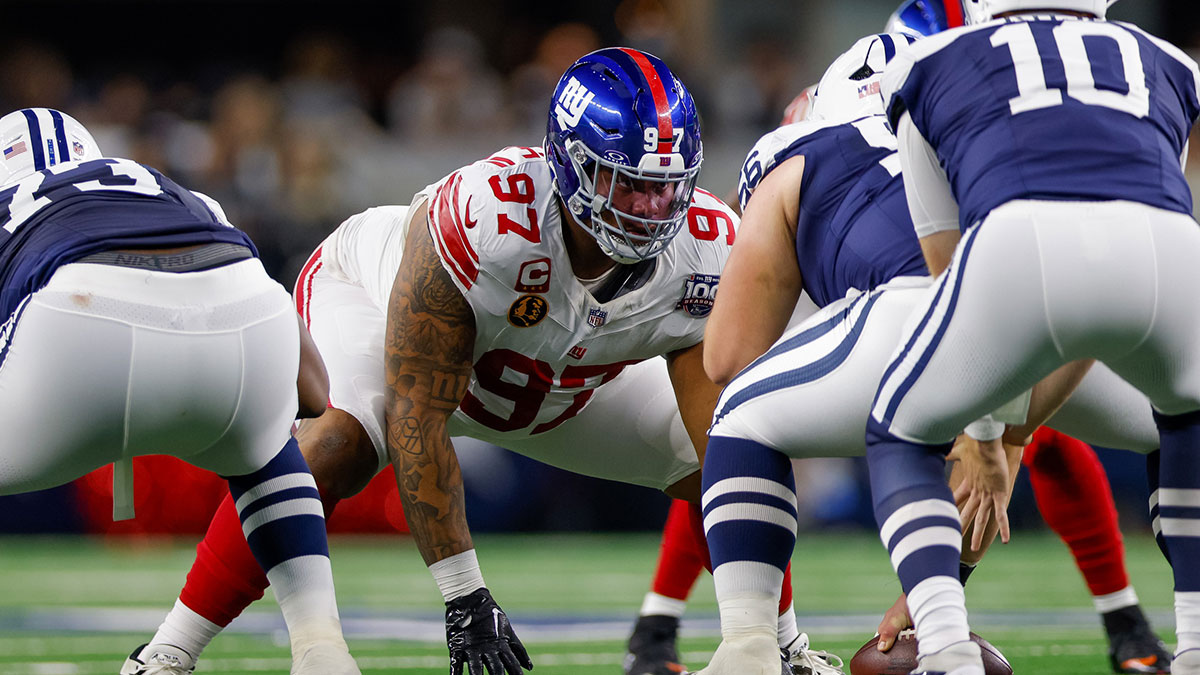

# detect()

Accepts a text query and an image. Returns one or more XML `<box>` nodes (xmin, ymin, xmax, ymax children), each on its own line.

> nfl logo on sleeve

<box><xmin>676</xmin><ymin>273</ymin><xmax>719</xmax><ymax>317</ymax></box>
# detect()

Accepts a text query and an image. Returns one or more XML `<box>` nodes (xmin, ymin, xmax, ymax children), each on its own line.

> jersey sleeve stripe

<box><xmin>429</xmin><ymin>173</ymin><xmax>479</xmax><ymax>289</ymax></box>
<box><xmin>621</xmin><ymin>48</ymin><xmax>675</xmax><ymax>154</ymax></box>
<box><xmin>294</xmin><ymin>245</ymin><xmax>324</xmax><ymax>327</ymax></box>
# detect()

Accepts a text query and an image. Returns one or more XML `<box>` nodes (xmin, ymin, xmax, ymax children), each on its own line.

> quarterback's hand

<box><xmin>445</xmin><ymin>588</ymin><xmax>533</xmax><ymax>675</ymax></box>
<box><xmin>951</xmin><ymin>435</ymin><xmax>1011</xmax><ymax>551</ymax></box>
<box><xmin>875</xmin><ymin>593</ymin><xmax>912</xmax><ymax>652</ymax></box>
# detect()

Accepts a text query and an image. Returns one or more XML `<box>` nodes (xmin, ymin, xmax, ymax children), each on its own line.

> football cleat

<box><xmin>782</xmin><ymin>633</ymin><xmax>846</xmax><ymax>675</ymax></box>
<box><xmin>1104</xmin><ymin>605</ymin><xmax>1173</xmax><ymax>674</ymax></box>
<box><xmin>1172</xmin><ymin>648</ymin><xmax>1200</xmax><ymax>675</ymax></box>
<box><xmin>119</xmin><ymin>643</ymin><xmax>195</xmax><ymax>675</ymax></box>
<box><xmin>625</xmin><ymin>614</ymin><xmax>688</xmax><ymax>674</ymax></box>
<box><xmin>290</xmin><ymin>641</ymin><xmax>362</xmax><ymax>675</ymax></box>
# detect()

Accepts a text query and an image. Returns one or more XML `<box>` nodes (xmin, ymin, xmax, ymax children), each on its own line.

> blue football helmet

<box><xmin>886</xmin><ymin>0</ymin><xmax>963</xmax><ymax>37</ymax></box>
<box><xmin>545</xmin><ymin>47</ymin><xmax>702</xmax><ymax>263</ymax></box>
<box><xmin>0</xmin><ymin>108</ymin><xmax>102</xmax><ymax>187</ymax></box>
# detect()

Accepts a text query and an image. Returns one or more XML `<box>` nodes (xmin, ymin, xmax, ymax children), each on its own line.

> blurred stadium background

<box><xmin>0</xmin><ymin>0</ymin><xmax>1194</xmax><ymax>539</ymax></box>
<box><xmin>0</xmin><ymin>1</ymin><xmax>1196</xmax><ymax>671</ymax></box>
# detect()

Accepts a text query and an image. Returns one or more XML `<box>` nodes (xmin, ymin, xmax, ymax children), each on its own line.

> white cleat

<box><xmin>119</xmin><ymin>643</ymin><xmax>195</xmax><ymax>675</ymax></box>
<box><xmin>1174</xmin><ymin>648</ymin><xmax>1200</xmax><ymax>675</ymax></box>
<box><xmin>290</xmin><ymin>642</ymin><xmax>362</xmax><ymax>675</ymax></box>
<box><xmin>695</xmin><ymin>634</ymin><xmax>782</xmax><ymax>675</ymax></box>
<box><xmin>782</xmin><ymin>633</ymin><xmax>845</xmax><ymax>675</ymax></box>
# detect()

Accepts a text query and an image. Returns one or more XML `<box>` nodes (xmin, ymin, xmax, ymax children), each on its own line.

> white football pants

<box><xmin>872</xmin><ymin>199</ymin><xmax>1200</xmax><ymax>445</ymax></box>
<box><xmin>0</xmin><ymin>259</ymin><xmax>299</xmax><ymax>493</ymax></box>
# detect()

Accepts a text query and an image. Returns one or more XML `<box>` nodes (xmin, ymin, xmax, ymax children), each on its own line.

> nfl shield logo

<box><xmin>587</xmin><ymin>307</ymin><xmax>607</xmax><ymax>327</ymax></box>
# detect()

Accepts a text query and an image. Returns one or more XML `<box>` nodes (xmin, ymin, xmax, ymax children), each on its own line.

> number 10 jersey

<box><xmin>883</xmin><ymin>15</ymin><xmax>1200</xmax><ymax>231</ymax></box>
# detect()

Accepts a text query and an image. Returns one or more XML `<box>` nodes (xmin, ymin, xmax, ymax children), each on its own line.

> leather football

<box><xmin>848</xmin><ymin>629</ymin><xmax>1012</xmax><ymax>675</ymax></box>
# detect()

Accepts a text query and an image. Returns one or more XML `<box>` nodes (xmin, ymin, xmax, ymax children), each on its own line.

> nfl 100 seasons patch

<box><xmin>675</xmin><ymin>273</ymin><xmax>719</xmax><ymax>317</ymax></box>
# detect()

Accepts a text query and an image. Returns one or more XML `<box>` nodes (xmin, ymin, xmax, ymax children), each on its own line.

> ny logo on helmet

<box><xmin>555</xmin><ymin>77</ymin><xmax>595</xmax><ymax>131</ymax></box>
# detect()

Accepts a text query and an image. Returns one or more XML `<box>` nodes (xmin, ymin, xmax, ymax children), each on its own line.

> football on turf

<box><xmin>848</xmin><ymin>629</ymin><xmax>1012</xmax><ymax>675</ymax></box>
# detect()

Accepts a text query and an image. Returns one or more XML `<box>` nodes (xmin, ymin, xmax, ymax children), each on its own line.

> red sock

<box><xmin>178</xmin><ymin>493</ymin><xmax>269</xmax><ymax>627</ymax></box>
<box><xmin>179</xmin><ymin>488</ymin><xmax>341</xmax><ymax>627</ymax></box>
<box><xmin>1024</xmin><ymin>427</ymin><xmax>1128</xmax><ymax>596</ymax></box>
<box><xmin>683</xmin><ymin>500</ymin><xmax>794</xmax><ymax>615</ymax></box>
<box><xmin>650</xmin><ymin>499</ymin><xmax>706</xmax><ymax>600</ymax></box>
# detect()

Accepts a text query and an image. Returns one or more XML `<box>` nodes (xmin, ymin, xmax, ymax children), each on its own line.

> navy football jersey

<box><xmin>884</xmin><ymin>15</ymin><xmax>1200</xmax><ymax>230</ymax></box>
<box><xmin>738</xmin><ymin>116</ymin><xmax>928</xmax><ymax>308</ymax></box>
<box><xmin>0</xmin><ymin>157</ymin><xmax>256</xmax><ymax>319</ymax></box>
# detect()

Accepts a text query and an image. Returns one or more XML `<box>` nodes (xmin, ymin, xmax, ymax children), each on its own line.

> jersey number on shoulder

<box><xmin>991</xmin><ymin>21</ymin><xmax>1149</xmax><ymax>117</ymax></box>
<box><xmin>488</xmin><ymin>173</ymin><xmax>541</xmax><ymax>243</ymax></box>
<box><xmin>0</xmin><ymin>158</ymin><xmax>163</xmax><ymax>234</ymax></box>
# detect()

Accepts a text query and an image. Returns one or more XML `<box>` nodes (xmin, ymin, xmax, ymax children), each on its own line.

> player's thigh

<box><xmin>301</xmin><ymin>265</ymin><xmax>390</xmax><ymax>471</ymax></box>
<box><xmin>1045</xmin><ymin>361</ymin><xmax>1158</xmax><ymax>453</ymax></box>
<box><xmin>466</xmin><ymin>358</ymin><xmax>696</xmax><ymax>490</ymax></box>
<box><xmin>193</xmin><ymin>292</ymin><xmax>301</xmax><ymax>476</ymax></box>
<box><xmin>1100</xmin><ymin>208</ymin><xmax>1200</xmax><ymax>416</ymax></box>
<box><xmin>874</xmin><ymin>215</ymin><xmax>1064</xmax><ymax>444</ymax></box>
<box><xmin>0</xmin><ymin>298</ymin><xmax>132</xmax><ymax>493</ymax></box>
<box><xmin>710</xmin><ymin>281</ymin><xmax>927</xmax><ymax>457</ymax></box>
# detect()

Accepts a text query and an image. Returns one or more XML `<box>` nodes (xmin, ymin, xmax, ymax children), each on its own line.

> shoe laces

<box><xmin>136</xmin><ymin>650</ymin><xmax>195</xmax><ymax>675</ymax></box>
<box><xmin>783</xmin><ymin>633</ymin><xmax>845</xmax><ymax>675</ymax></box>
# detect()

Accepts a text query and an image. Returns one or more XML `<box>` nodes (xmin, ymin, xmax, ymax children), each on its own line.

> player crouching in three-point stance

<box><xmin>0</xmin><ymin>108</ymin><xmax>359</xmax><ymax>674</ymax></box>
<box><xmin>129</xmin><ymin>48</ymin><xmax>823</xmax><ymax>675</ymax></box>
<box><xmin>865</xmin><ymin>0</ymin><xmax>1200</xmax><ymax>674</ymax></box>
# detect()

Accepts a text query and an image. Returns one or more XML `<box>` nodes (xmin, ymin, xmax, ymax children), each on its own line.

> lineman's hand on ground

<box><xmin>445</xmin><ymin>588</ymin><xmax>533</xmax><ymax>675</ymax></box>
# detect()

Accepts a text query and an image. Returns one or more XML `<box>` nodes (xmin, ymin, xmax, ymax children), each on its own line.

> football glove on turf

<box><xmin>445</xmin><ymin>587</ymin><xmax>533</xmax><ymax>675</ymax></box>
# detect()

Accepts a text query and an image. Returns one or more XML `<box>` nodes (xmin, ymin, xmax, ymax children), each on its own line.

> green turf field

<box><xmin>0</xmin><ymin>530</ymin><xmax>1175</xmax><ymax>673</ymax></box>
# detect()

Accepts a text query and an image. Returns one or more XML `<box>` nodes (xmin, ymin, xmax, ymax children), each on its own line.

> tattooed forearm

<box><xmin>384</xmin><ymin>209</ymin><xmax>477</xmax><ymax>566</ymax></box>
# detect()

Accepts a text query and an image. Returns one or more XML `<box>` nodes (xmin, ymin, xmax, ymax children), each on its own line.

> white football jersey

<box><xmin>322</xmin><ymin>145</ymin><xmax>737</xmax><ymax>437</ymax></box>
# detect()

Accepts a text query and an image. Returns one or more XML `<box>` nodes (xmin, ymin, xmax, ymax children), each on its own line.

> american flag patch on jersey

<box><xmin>4</xmin><ymin>141</ymin><xmax>26</xmax><ymax>159</ymax></box>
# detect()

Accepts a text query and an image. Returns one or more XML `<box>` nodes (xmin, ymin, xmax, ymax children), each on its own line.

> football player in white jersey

<box><xmin>866</xmin><ymin>1</ymin><xmax>1200</xmax><ymax>674</ymax></box>
<box><xmin>0</xmin><ymin>108</ymin><xmax>359</xmax><ymax>674</ymax></box>
<box><xmin>127</xmin><ymin>48</ymin><xmax>829</xmax><ymax>675</ymax></box>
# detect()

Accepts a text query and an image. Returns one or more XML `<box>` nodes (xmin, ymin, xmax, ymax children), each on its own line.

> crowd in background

<box><xmin>0</xmin><ymin>0</ymin><xmax>1196</xmax><ymax>535</ymax></box>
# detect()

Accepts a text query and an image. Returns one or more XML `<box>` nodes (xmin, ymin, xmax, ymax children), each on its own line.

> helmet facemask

<box><xmin>562</xmin><ymin>138</ymin><xmax>700</xmax><ymax>263</ymax></box>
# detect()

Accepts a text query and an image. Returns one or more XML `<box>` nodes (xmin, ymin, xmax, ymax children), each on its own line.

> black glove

<box><xmin>445</xmin><ymin>587</ymin><xmax>533</xmax><ymax>675</ymax></box>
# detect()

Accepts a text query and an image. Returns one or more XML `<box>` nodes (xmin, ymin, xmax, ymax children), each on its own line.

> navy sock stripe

<box><xmin>896</xmin><ymin>545</ymin><xmax>962</xmax><ymax>593</ymax></box>
<box><xmin>1160</xmin><ymin>505</ymin><xmax>1200</xmax><ymax>519</ymax></box>
<box><xmin>244</xmin><ymin>514</ymin><xmax>330</xmax><ymax>570</ymax></box>
<box><xmin>703</xmin><ymin>490</ymin><xmax>798</xmax><ymax>518</ymax></box>
<box><xmin>225</xmin><ymin>438</ymin><xmax>312</xmax><ymax>498</ymax></box>
<box><xmin>715</xmin><ymin>293</ymin><xmax>879</xmax><ymax>425</ymax></box>
<box><xmin>707</xmin><ymin>520</ymin><xmax>797</xmax><ymax>571</ymax></box>
<box><xmin>700</xmin><ymin>435</ymin><xmax>797</xmax><ymax>576</ymax></box>
<box><xmin>237</xmin><ymin>485</ymin><xmax>323</xmax><ymax>520</ymax></box>
<box><xmin>885</xmin><ymin>515</ymin><xmax>963</xmax><ymax>554</ymax></box>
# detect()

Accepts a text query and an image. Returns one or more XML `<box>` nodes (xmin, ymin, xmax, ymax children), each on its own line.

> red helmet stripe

<box><xmin>944</xmin><ymin>0</ymin><xmax>965</xmax><ymax>27</ymax></box>
<box><xmin>620</xmin><ymin>48</ymin><xmax>674</xmax><ymax>154</ymax></box>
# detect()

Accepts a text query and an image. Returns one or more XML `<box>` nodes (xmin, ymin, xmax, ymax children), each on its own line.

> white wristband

<box><xmin>964</xmin><ymin>415</ymin><xmax>1004</xmax><ymax>442</ymax></box>
<box><xmin>429</xmin><ymin>549</ymin><xmax>487</xmax><ymax>602</ymax></box>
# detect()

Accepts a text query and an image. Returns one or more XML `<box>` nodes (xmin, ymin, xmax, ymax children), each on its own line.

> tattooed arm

<box><xmin>385</xmin><ymin>206</ymin><xmax>477</xmax><ymax>566</ymax></box>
